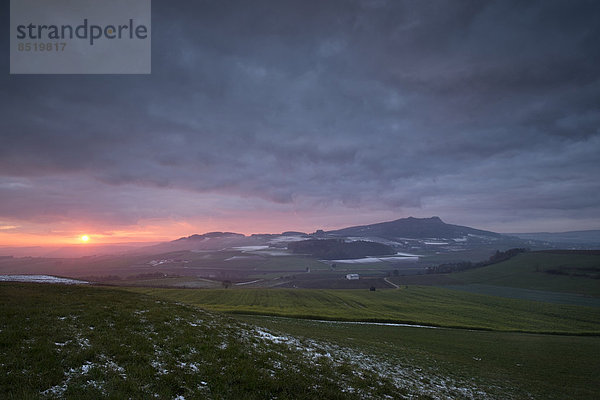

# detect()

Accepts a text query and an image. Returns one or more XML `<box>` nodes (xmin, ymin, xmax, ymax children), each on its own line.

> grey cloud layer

<box><xmin>1</xmin><ymin>0</ymin><xmax>599</xmax><ymax>229</ymax></box>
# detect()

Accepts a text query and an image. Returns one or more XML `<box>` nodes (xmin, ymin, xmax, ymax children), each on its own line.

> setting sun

<box><xmin>80</xmin><ymin>235</ymin><xmax>90</xmax><ymax>243</ymax></box>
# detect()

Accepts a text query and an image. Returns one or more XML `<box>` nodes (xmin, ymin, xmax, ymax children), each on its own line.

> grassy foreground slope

<box><xmin>130</xmin><ymin>286</ymin><xmax>600</xmax><ymax>334</ymax></box>
<box><xmin>3</xmin><ymin>283</ymin><xmax>599</xmax><ymax>399</ymax></box>
<box><xmin>2</xmin><ymin>282</ymin><xmax>449</xmax><ymax>400</ymax></box>
<box><xmin>238</xmin><ymin>315</ymin><xmax>600</xmax><ymax>400</ymax></box>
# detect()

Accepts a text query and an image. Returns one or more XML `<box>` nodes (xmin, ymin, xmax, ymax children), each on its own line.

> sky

<box><xmin>1</xmin><ymin>0</ymin><xmax>600</xmax><ymax>246</ymax></box>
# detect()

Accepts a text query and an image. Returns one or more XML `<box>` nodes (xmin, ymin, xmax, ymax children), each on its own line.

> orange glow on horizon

<box><xmin>0</xmin><ymin>218</ymin><xmax>312</xmax><ymax>247</ymax></box>
<box><xmin>0</xmin><ymin>212</ymin><xmax>386</xmax><ymax>248</ymax></box>
<box><xmin>0</xmin><ymin>220</ymin><xmax>204</xmax><ymax>247</ymax></box>
<box><xmin>0</xmin><ymin>229</ymin><xmax>168</xmax><ymax>247</ymax></box>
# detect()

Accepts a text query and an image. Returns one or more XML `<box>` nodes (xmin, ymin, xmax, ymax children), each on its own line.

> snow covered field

<box><xmin>0</xmin><ymin>275</ymin><xmax>88</xmax><ymax>284</ymax></box>
<box><xmin>329</xmin><ymin>255</ymin><xmax>419</xmax><ymax>264</ymax></box>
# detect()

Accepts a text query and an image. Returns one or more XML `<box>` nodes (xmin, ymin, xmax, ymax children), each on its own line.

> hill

<box><xmin>450</xmin><ymin>251</ymin><xmax>600</xmax><ymax>295</ymax></box>
<box><xmin>389</xmin><ymin>251</ymin><xmax>600</xmax><ymax>304</ymax></box>
<box><xmin>326</xmin><ymin>216</ymin><xmax>502</xmax><ymax>240</ymax></box>
<box><xmin>1</xmin><ymin>282</ymin><xmax>518</xmax><ymax>399</ymax></box>
<box><xmin>506</xmin><ymin>230</ymin><xmax>600</xmax><ymax>247</ymax></box>
<box><xmin>136</xmin><ymin>232</ymin><xmax>260</xmax><ymax>253</ymax></box>
<box><xmin>136</xmin><ymin>216</ymin><xmax>513</xmax><ymax>256</ymax></box>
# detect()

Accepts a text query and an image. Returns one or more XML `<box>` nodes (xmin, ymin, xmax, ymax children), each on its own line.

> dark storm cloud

<box><xmin>1</xmin><ymin>0</ymin><xmax>599</xmax><ymax>230</ymax></box>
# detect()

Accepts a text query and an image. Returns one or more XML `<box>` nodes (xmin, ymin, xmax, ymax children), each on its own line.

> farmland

<box><xmin>1</xmin><ymin>283</ymin><xmax>423</xmax><ymax>399</ymax></box>
<box><xmin>390</xmin><ymin>251</ymin><xmax>600</xmax><ymax>299</ymax></box>
<box><xmin>451</xmin><ymin>252</ymin><xmax>600</xmax><ymax>295</ymax></box>
<box><xmin>129</xmin><ymin>286</ymin><xmax>600</xmax><ymax>334</ymax></box>
<box><xmin>2</xmin><ymin>249</ymin><xmax>600</xmax><ymax>399</ymax></box>
<box><xmin>120</xmin><ymin>250</ymin><xmax>600</xmax><ymax>398</ymax></box>
<box><xmin>2</xmin><ymin>282</ymin><xmax>598</xmax><ymax>399</ymax></box>
<box><xmin>237</xmin><ymin>315</ymin><xmax>600</xmax><ymax>400</ymax></box>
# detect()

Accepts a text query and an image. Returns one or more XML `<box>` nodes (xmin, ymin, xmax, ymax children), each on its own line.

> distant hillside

<box><xmin>174</xmin><ymin>232</ymin><xmax>245</xmax><ymax>241</ymax></box>
<box><xmin>507</xmin><ymin>230</ymin><xmax>600</xmax><ymax>246</ymax></box>
<box><xmin>137</xmin><ymin>232</ymin><xmax>260</xmax><ymax>253</ymax></box>
<box><xmin>449</xmin><ymin>251</ymin><xmax>600</xmax><ymax>297</ymax></box>
<box><xmin>326</xmin><ymin>216</ymin><xmax>502</xmax><ymax>240</ymax></box>
<box><xmin>134</xmin><ymin>216</ymin><xmax>525</xmax><ymax>257</ymax></box>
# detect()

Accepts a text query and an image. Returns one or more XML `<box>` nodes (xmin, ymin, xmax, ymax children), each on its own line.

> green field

<box><xmin>237</xmin><ymin>315</ymin><xmax>600</xmax><ymax>400</ymax></box>
<box><xmin>112</xmin><ymin>276</ymin><xmax>224</xmax><ymax>289</ymax></box>
<box><xmin>1</xmin><ymin>283</ymin><xmax>419</xmax><ymax>399</ymax></box>
<box><xmin>3</xmin><ymin>250</ymin><xmax>600</xmax><ymax>399</ymax></box>
<box><xmin>3</xmin><ymin>281</ymin><xmax>600</xmax><ymax>399</ymax></box>
<box><xmin>390</xmin><ymin>252</ymin><xmax>600</xmax><ymax>302</ymax></box>
<box><xmin>129</xmin><ymin>286</ymin><xmax>600</xmax><ymax>334</ymax></box>
<box><xmin>442</xmin><ymin>284</ymin><xmax>600</xmax><ymax>307</ymax></box>
<box><xmin>451</xmin><ymin>252</ymin><xmax>600</xmax><ymax>296</ymax></box>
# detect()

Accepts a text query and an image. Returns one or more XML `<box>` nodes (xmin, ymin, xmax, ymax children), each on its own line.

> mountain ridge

<box><xmin>325</xmin><ymin>216</ymin><xmax>502</xmax><ymax>240</ymax></box>
<box><xmin>168</xmin><ymin>216</ymin><xmax>503</xmax><ymax>242</ymax></box>
<box><xmin>132</xmin><ymin>216</ymin><xmax>507</xmax><ymax>254</ymax></box>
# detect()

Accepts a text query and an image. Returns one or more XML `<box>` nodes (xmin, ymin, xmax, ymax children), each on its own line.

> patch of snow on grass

<box><xmin>79</xmin><ymin>362</ymin><xmax>94</xmax><ymax>374</ymax></box>
<box><xmin>254</xmin><ymin>328</ymin><xmax>291</xmax><ymax>344</ymax></box>
<box><xmin>245</xmin><ymin>324</ymin><xmax>495</xmax><ymax>399</ymax></box>
<box><xmin>329</xmin><ymin>256</ymin><xmax>419</xmax><ymax>264</ymax></box>
<box><xmin>253</xmin><ymin>249</ymin><xmax>293</xmax><ymax>256</ymax></box>
<box><xmin>231</xmin><ymin>246</ymin><xmax>270</xmax><ymax>252</ymax></box>
<box><xmin>40</xmin><ymin>383</ymin><xmax>68</xmax><ymax>397</ymax></box>
<box><xmin>85</xmin><ymin>379</ymin><xmax>106</xmax><ymax>394</ymax></box>
<box><xmin>0</xmin><ymin>275</ymin><xmax>88</xmax><ymax>284</ymax></box>
<box><xmin>235</xmin><ymin>279</ymin><xmax>262</xmax><ymax>286</ymax></box>
<box><xmin>177</xmin><ymin>361</ymin><xmax>200</xmax><ymax>373</ymax></box>
<box><xmin>77</xmin><ymin>336</ymin><xmax>91</xmax><ymax>348</ymax></box>
<box><xmin>314</xmin><ymin>319</ymin><xmax>440</xmax><ymax>329</ymax></box>
<box><xmin>268</xmin><ymin>235</ymin><xmax>308</xmax><ymax>244</ymax></box>
<box><xmin>224</xmin><ymin>255</ymin><xmax>257</xmax><ymax>261</ymax></box>
<box><xmin>151</xmin><ymin>360</ymin><xmax>169</xmax><ymax>375</ymax></box>
<box><xmin>395</xmin><ymin>251</ymin><xmax>422</xmax><ymax>257</ymax></box>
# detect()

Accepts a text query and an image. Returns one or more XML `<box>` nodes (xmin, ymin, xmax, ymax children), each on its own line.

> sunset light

<box><xmin>80</xmin><ymin>235</ymin><xmax>90</xmax><ymax>243</ymax></box>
